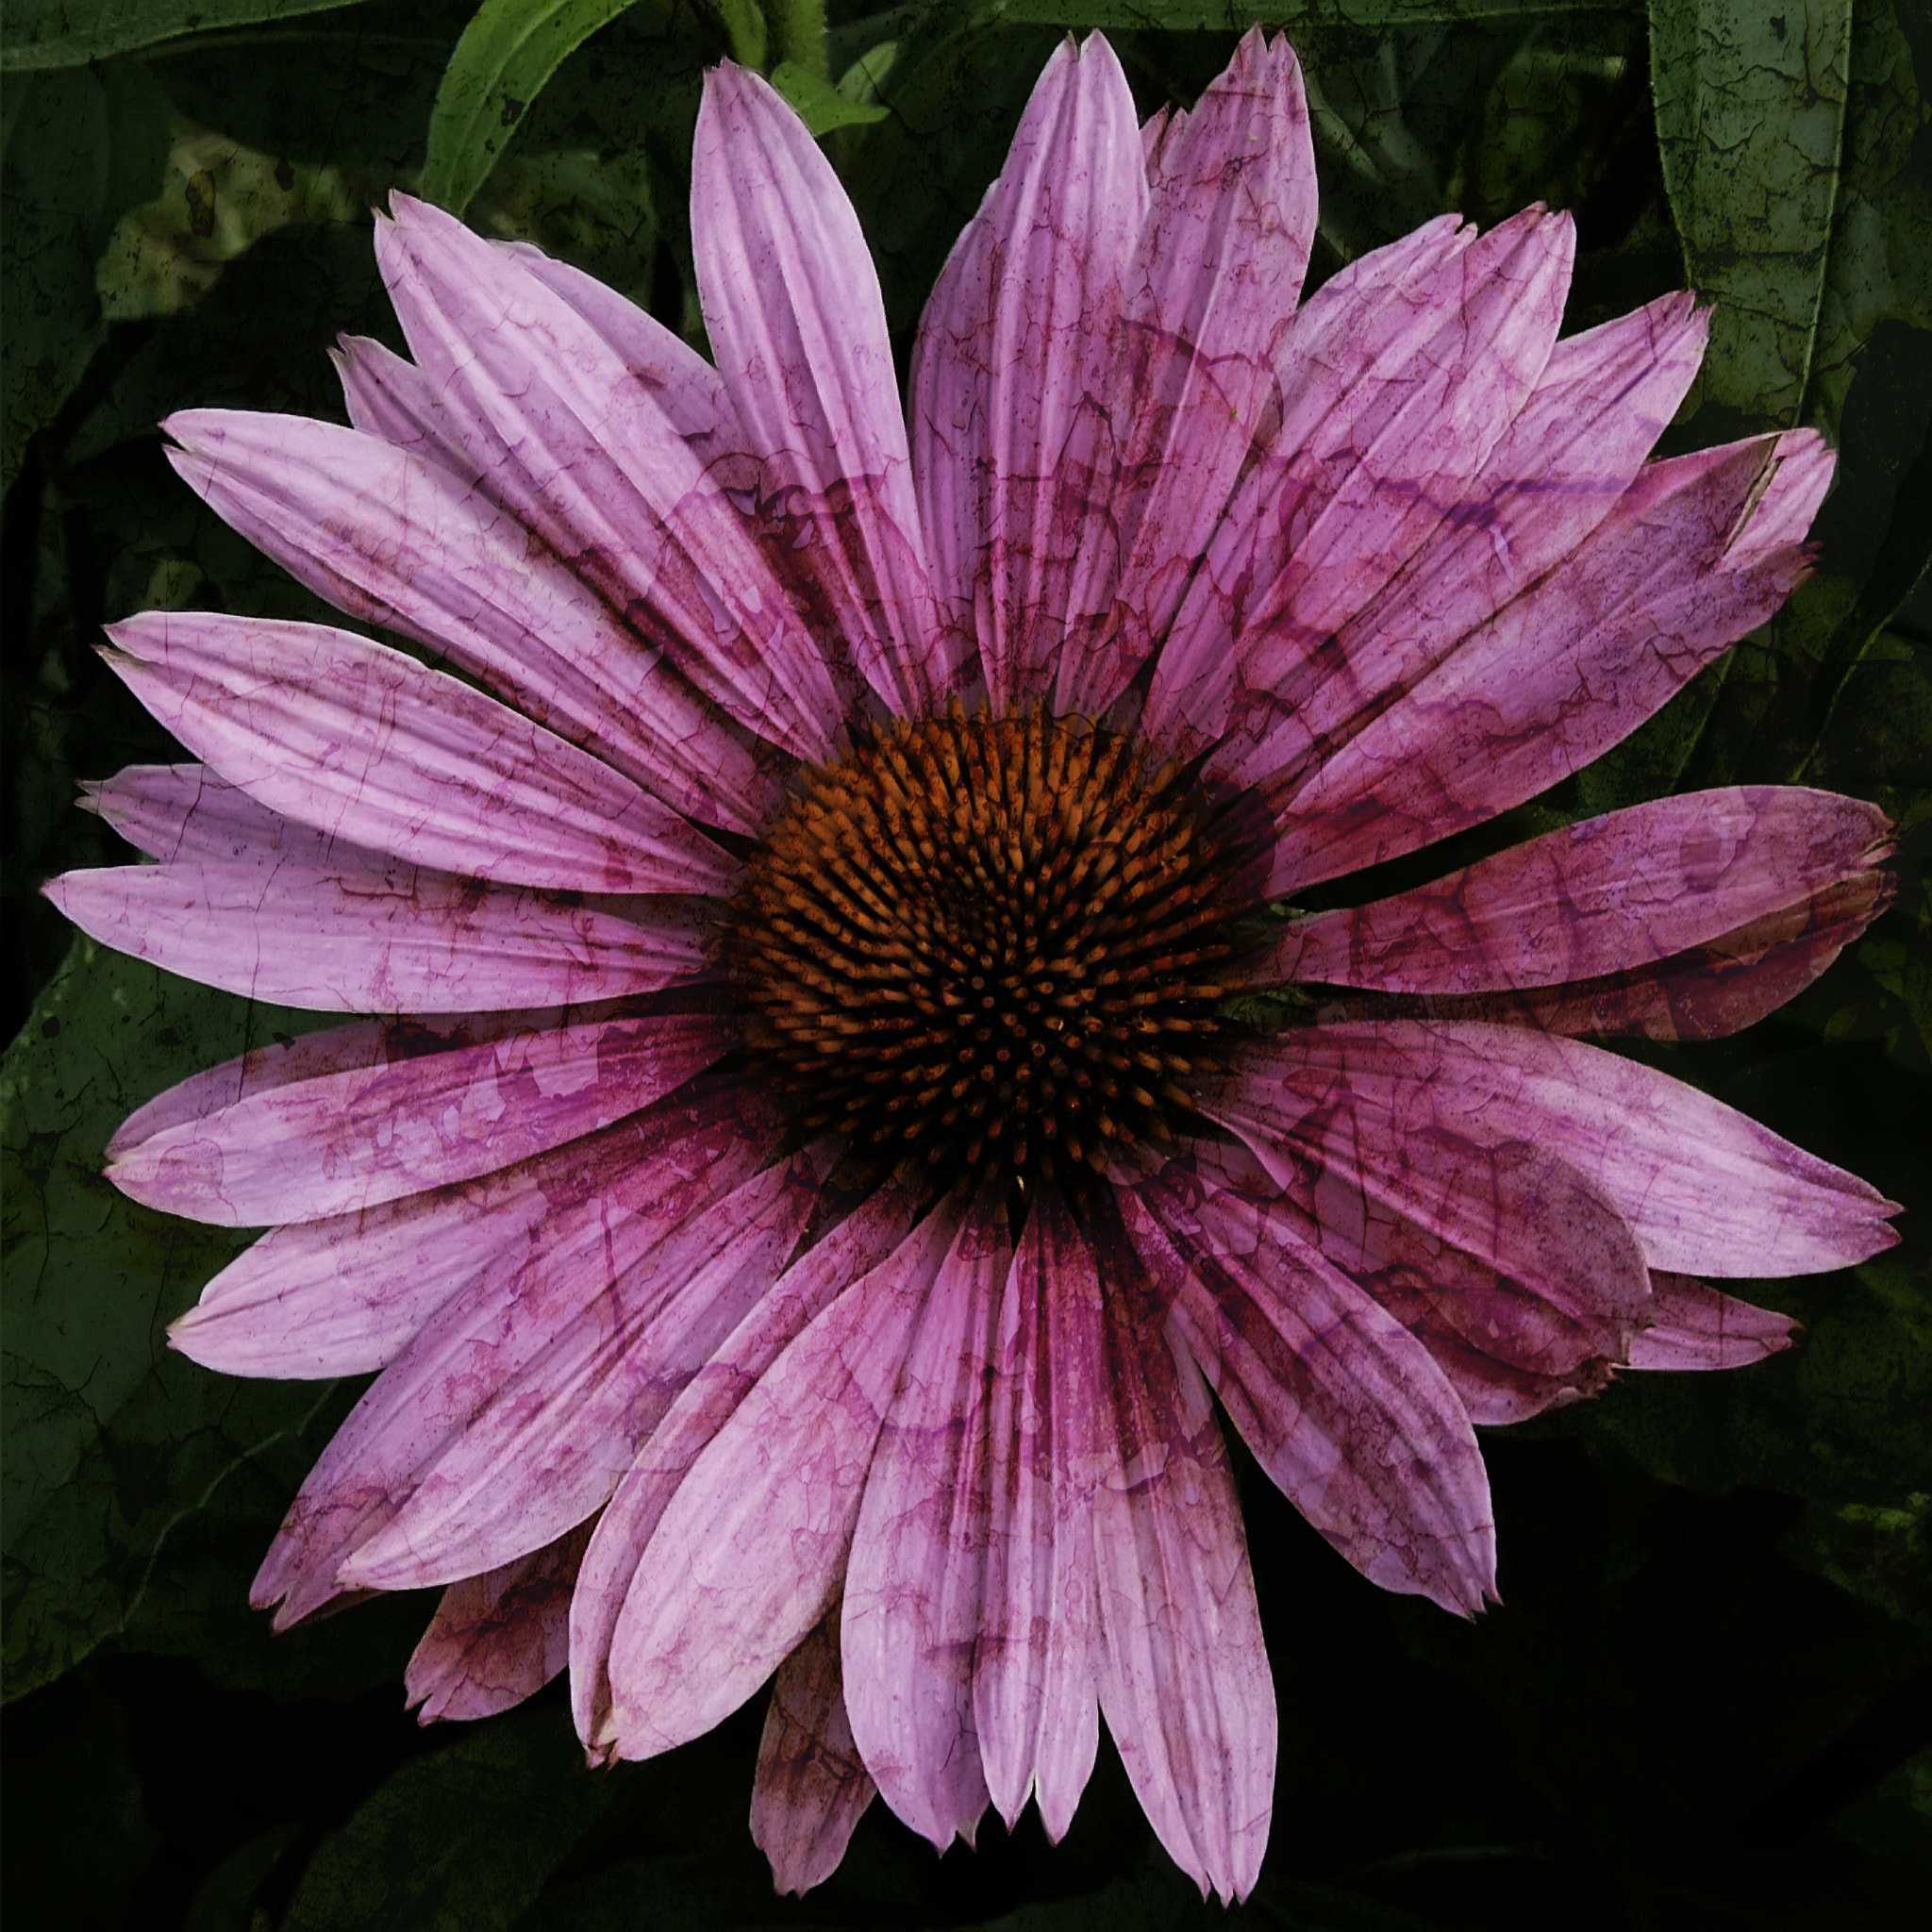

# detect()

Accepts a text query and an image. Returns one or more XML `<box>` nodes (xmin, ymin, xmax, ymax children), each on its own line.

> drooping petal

<box><xmin>1209</xmin><ymin>1022</ymin><xmax>1900</xmax><ymax>1279</ymax></box>
<box><xmin>1179</xmin><ymin>1133</ymin><xmax>1651</xmax><ymax>1427</ymax></box>
<box><xmin>170</xmin><ymin>404</ymin><xmax>776</xmax><ymax>832</ymax></box>
<box><xmin>44</xmin><ymin>853</ymin><xmax>710</xmax><ymax>1014</ymax></box>
<box><xmin>109</xmin><ymin>1005</ymin><xmax>732</xmax><ymax>1226</ymax></box>
<box><xmin>841</xmin><ymin>1191</ymin><xmax>1009</xmax><ymax>1851</ymax></box>
<box><xmin>1435</xmin><ymin>870</ymin><xmax>1892</xmax><ymax>1041</ymax></box>
<box><xmin>595</xmin><ymin>1201</ymin><xmax>962</xmax><ymax>1762</ymax></box>
<box><xmin>1121</xmin><ymin>1166</ymin><xmax>1499</xmax><ymax>1607</ymax></box>
<box><xmin>172</xmin><ymin>1080</ymin><xmax>778</xmax><ymax>1381</ymax></box>
<box><xmin>751</xmin><ymin>1611</ymin><xmax>878</xmax><ymax>1897</ymax></box>
<box><xmin>1627</xmin><ymin>1274</ymin><xmax>1798</xmax><ymax>1370</ymax></box>
<box><xmin>1083</xmin><ymin>1218</ymin><xmax>1275</xmax><ymax>1905</ymax></box>
<box><xmin>336</xmin><ymin>1145</ymin><xmax>829</xmax><ymax>1593</ymax></box>
<box><xmin>1274</xmin><ymin>788</ymin><xmax>1892</xmax><ymax>993</ymax></box>
<box><xmin>1062</xmin><ymin>27</ymin><xmax>1316</xmax><ymax>719</ymax></box>
<box><xmin>102</xmin><ymin>611</ymin><xmax>734</xmax><ymax>897</ymax></box>
<box><xmin>249</xmin><ymin>1080</ymin><xmax>777</xmax><ymax>1626</ymax></box>
<box><xmin>1256</xmin><ymin>429</ymin><xmax>1837</xmax><ymax>891</ymax></box>
<box><xmin>974</xmin><ymin>1191</ymin><xmax>1103</xmax><ymax>1840</ymax></box>
<box><xmin>406</xmin><ymin>1519</ymin><xmax>592</xmax><ymax>1723</ymax></box>
<box><xmin>373</xmin><ymin>193</ymin><xmax>843</xmax><ymax>761</ymax></box>
<box><xmin>908</xmin><ymin>34</ymin><xmax>1147</xmax><ymax>710</ymax></box>
<box><xmin>693</xmin><ymin>64</ymin><xmax>955</xmax><ymax>717</ymax></box>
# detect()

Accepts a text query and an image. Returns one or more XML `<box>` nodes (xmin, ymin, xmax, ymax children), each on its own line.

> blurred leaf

<box><xmin>990</xmin><ymin>1</ymin><xmax>1638</xmax><ymax>23</ymax></box>
<box><xmin>1783</xmin><ymin>1491</ymin><xmax>1932</xmax><ymax>1634</ymax></box>
<box><xmin>771</xmin><ymin>56</ymin><xmax>891</xmax><ymax>130</ymax></box>
<box><xmin>279</xmin><ymin>1706</ymin><xmax>616</xmax><ymax>1932</ymax></box>
<box><xmin>96</xmin><ymin>111</ymin><xmax>366</xmax><ymax>320</ymax></box>
<box><xmin>0</xmin><ymin>0</ymin><xmax>375</xmax><ymax>72</ymax></box>
<box><xmin>1</xmin><ymin>61</ymin><xmax>170</xmax><ymax>493</ymax></box>
<box><xmin>1653</xmin><ymin>0</ymin><xmax>1854</xmax><ymax>427</ymax></box>
<box><xmin>421</xmin><ymin>0</ymin><xmax>643</xmax><ymax>217</ymax></box>
<box><xmin>0</xmin><ymin>939</ymin><xmax>408</xmax><ymax>1700</ymax></box>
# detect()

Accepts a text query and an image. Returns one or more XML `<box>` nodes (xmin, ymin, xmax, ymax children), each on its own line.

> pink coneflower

<box><xmin>48</xmin><ymin>29</ymin><xmax>1898</xmax><ymax>1903</ymax></box>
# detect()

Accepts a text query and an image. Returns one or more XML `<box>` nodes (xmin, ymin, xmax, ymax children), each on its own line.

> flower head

<box><xmin>48</xmin><ymin>29</ymin><xmax>1899</xmax><ymax>1904</ymax></box>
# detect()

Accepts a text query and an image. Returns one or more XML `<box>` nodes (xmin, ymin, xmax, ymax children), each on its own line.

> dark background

<box><xmin>4</xmin><ymin>3</ymin><xmax>1929</xmax><ymax>1927</ymax></box>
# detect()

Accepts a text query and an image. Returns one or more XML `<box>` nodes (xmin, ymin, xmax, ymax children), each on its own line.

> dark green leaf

<box><xmin>0</xmin><ymin>939</ymin><xmax>403</xmax><ymax>1700</ymax></box>
<box><xmin>0</xmin><ymin>0</ymin><xmax>375</xmax><ymax>73</ymax></box>
<box><xmin>421</xmin><ymin>0</ymin><xmax>643</xmax><ymax>217</ymax></box>
<box><xmin>1651</xmin><ymin>0</ymin><xmax>1853</xmax><ymax>428</ymax></box>
<box><xmin>279</xmin><ymin>1705</ymin><xmax>617</xmax><ymax>1932</ymax></box>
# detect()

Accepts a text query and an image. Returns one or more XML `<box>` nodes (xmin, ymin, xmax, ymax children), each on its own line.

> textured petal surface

<box><xmin>1210</xmin><ymin>1023</ymin><xmax>1900</xmax><ymax>1278</ymax></box>
<box><xmin>909</xmin><ymin>35</ymin><xmax>1147</xmax><ymax>709</ymax></box>
<box><xmin>109</xmin><ymin>1004</ymin><xmax>731</xmax><ymax>1225</ymax></box>
<box><xmin>751</xmin><ymin>1611</ymin><xmax>878</xmax><ymax>1897</ymax></box>
<box><xmin>374</xmin><ymin>194</ymin><xmax>842</xmax><ymax>761</ymax></box>
<box><xmin>1122</xmin><ymin>1165</ymin><xmax>1498</xmax><ymax>1607</ymax></box>
<box><xmin>103</xmin><ymin>611</ymin><xmax>733</xmax><ymax>896</ymax></box>
<box><xmin>570</xmin><ymin>1177</ymin><xmax>922</xmax><ymax>1754</ymax></box>
<box><xmin>694</xmin><ymin>65</ymin><xmax>954</xmax><ymax>715</ymax></box>
<box><xmin>406</xmin><ymin>1519</ymin><xmax>592</xmax><ymax>1723</ymax></box>
<box><xmin>337</xmin><ymin>1145</ymin><xmax>827</xmax><ymax>1592</ymax></box>
<box><xmin>841</xmin><ymin>1192</ymin><xmax>1009</xmax><ymax>1850</ymax></box>
<box><xmin>249</xmin><ymin>1079</ymin><xmax>777</xmax><ymax>1624</ymax></box>
<box><xmin>167</xmin><ymin>406</ymin><xmax>775</xmax><ymax>832</ymax></box>
<box><xmin>974</xmin><ymin>1191</ymin><xmax>1103</xmax><ymax>1840</ymax></box>
<box><xmin>1256</xmin><ymin>430</ymin><xmax>1836</xmax><ymax>891</ymax></box>
<box><xmin>1203</xmin><ymin>291</ymin><xmax>1707</xmax><ymax>780</ymax></box>
<box><xmin>597</xmin><ymin>1203</ymin><xmax>962</xmax><ymax>1760</ymax></box>
<box><xmin>1061</xmin><ymin>27</ymin><xmax>1315</xmax><ymax>719</ymax></box>
<box><xmin>1084</xmin><ymin>1224</ymin><xmax>1274</xmax><ymax>1905</ymax></box>
<box><xmin>1275</xmin><ymin>788</ymin><xmax>1892</xmax><ymax>992</ymax></box>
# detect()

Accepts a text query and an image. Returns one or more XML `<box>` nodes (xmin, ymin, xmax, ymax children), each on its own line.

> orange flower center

<box><xmin>728</xmin><ymin>706</ymin><xmax>1263</xmax><ymax>1194</ymax></box>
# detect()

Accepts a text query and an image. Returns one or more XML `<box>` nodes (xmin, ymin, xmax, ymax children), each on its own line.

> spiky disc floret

<box><xmin>727</xmin><ymin>706</ymin><xmax>1262</xmax><ymax>1192</ymax></box>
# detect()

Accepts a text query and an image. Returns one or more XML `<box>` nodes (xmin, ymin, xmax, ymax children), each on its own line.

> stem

<box><xmin>767</xmin><ymin>0</ymin><xmax>828</xmax><ymax>80</ymax></box>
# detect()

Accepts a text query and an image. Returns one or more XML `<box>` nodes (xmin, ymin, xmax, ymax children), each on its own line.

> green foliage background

<box><xmin>3</xmin><ymin>2</ymin><xmax>1928</xmax><ymax>1926</ymax></box>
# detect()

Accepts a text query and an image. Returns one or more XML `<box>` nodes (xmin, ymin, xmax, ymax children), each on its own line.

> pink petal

<box><xmin>1182</xmin><ymin>1132</ymin><xmax>1650</xmax><ymax>1427</ymax></box>
<box><xmin>751</xmin><ymin>1609</ymin><xmax>878</xmax><ymax>1896</ymax></box>
<box><xmin>1219</xmin><ymin>291</ymin><xmax>1710</xmax><ymax>789</ymax></box>
<box><xmin>1210</xmin><ymin>1021</ymin><xmax>1900</xmax><ymax>1280</ymax></box>
<box><xmin>1627</xmin><ymin>1274</ymin><xmax>1798</xmax><ymax>1370</ymax></box>
<box><xmin>336</xmin><ymin>1145</ymin><xmax>829</xmax><ymax>1592</ymax></box>
<box><xmin>173</xmin><ymin>1079</ymin><xmax>777</xmax><ymax>1379</ymax></box>
<box><xmin>109</xmin><ymin>1005</ymin><xmax>732</xmax><ymax>1226</ymax></box>
<box><xmin>103</xmin><ymin>610</ymin><xmax>733</xmax><ymax>898</ymax></box>
<box><xmin>405</xmin><ymin>1519</ymin><xmax>592</xmax><ymax>1724</ymax></box>
<box><xmin>170</xmin><ymin>404</ymin><xmax>776</xmax><ymax>833</ymax></box>
<box><xmin>974</xmin><ymin>1190</ymin><xmax>1103</xmax><ymax>1840</ymax></box>
<box><xmin>693</xmin><ymin>64</ymin><xmax>955</xmax><ymax>717</ymax></box>
<box><xmin>1149</xmin><ymin>211</ymin><xmax>1473</xmax><ymax>755</ymax></box>
<box><xmin>841</xmin><ymin>1190</ymin><xmax>1009</xmax><ymax>1851</ymax></box>
<box><xmin>1063</xmin><ymin>28</ymin><xmax>1316</xmax><ymax>720</ymax></box>
<box><xmin>1122</xmin><ymin>1165</ymin><xmax>1499</xmax><ymax>1607</ymax></box>
<box><xmin>249</xmin><ymin>1081</ymin><xmax>776</xmax><ymax>1625</ymax></box>
<box><xmin>374</xmin><ymin>194</ymin><xmax>842</xmax><ymax>761</ymax></box>
<box><xmin>569</xmin><ymin>1175</ymin><xmax>922</xmax><ymax>1755</ymax></box>
<box><xmin>1257</xmin><ymin>429</ymin><xmax>1836</xmax><ymax>892</ymax></box>
<box><xmin>1275</xmin><ymin>787</ymin><xmax>1892</xmax><ymax>992</ymax></box>
<box><xmin>595</xmin><ymin>1201</ymin><xmax>963</xmax><ymax>1762</ymax></box>
<box><xmin>1084</xmin><ymin>1222</ymin><xmax>1275</xmax><ymax>1905</ymax></box>
<box><xmin>488</xmin><ymin>242</ymin><xmax>749</xmax><ymax>459</ymax></box>
<box><xmin>1384</xmin><ymin>870</ymin><xmax>1893</xmax><ymax>1043</ymax></box>
<box><xmin>44</xmin><ymin>854</ymin><xmax>709</xmax><ymax>1014</ymax></box>
<box><xmin>908</xmin><ymin>34</ymin><xmax>1147</xmax><ymax>710</ymax></box>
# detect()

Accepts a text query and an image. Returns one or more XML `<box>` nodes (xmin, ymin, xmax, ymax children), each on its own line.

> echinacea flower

<box><xmin>47</xmin><ymin>28</ymin><xmax>1901</xmax><ymax>1904</ymax></box>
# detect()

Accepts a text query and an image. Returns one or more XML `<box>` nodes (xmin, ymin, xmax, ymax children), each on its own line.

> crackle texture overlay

<box><xmin>5</xmin><ymin>6</ymin><xmax>1929</xmax><ymax>1930</ymax></box>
